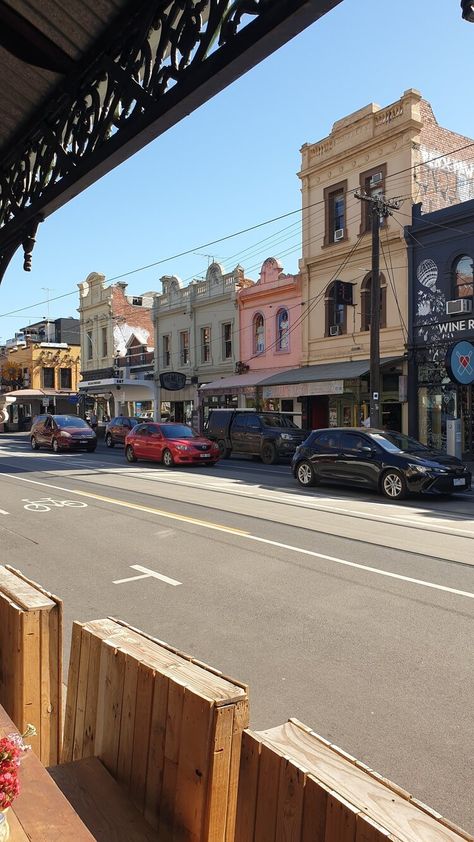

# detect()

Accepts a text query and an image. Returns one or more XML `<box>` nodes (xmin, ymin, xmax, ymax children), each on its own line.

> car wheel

<box><xmin>31</xmin><ymin>436</ymin><xmax>40</xmax><ymax>451</ymax></box>
<box><xmin>381</xmin><ymin>469</ymin><xmax>407</xmax><ymax>500</ymax></box>
<box><xmin>52</xmin><ymin>438</ymin><xmax>60</xmax><ymax>453</ymax></box>
<box><xmin>296</xmin><ymin>460</ymin><xmax>317</xmax><ymax>487</ymax></box>
<box><xmin>261</xmin><ymin>442</ymin><xmax>277</xmax><ymax>465</ymax></box>
<box><xmin>125</xmin><ymin>445</ymin><xmax>137</xmax><ymax>463</ymax></box>
<box><xmin>162</xmin><ymin>448</ymin><xmax>175</xmax><ymax>468</ymax></box>
<box><xmin>217</xmin><ymin>439</ymin><xmax>231</xmax><ymax>459</ymax></box>
<box><xmin>105</xmin><ymin>433</ymin><xmax>114</xmax><ymax>448</ymax></box>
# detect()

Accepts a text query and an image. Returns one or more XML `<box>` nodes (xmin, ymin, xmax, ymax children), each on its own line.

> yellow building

<box><xmin>296</xmin><ymin>89</ymin><xmax>474</xmax><ymax>431</ymax></box>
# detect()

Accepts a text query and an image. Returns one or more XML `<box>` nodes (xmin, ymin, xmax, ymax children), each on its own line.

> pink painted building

<box><xmin>238</xmin><ymin>257</ymin><xmax>302</xmax><ymax>371</ymax></box>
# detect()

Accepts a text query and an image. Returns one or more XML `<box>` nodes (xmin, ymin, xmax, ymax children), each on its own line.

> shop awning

<box><xmin>260</xmin><ymin>357</ymin><xmax>404</xmax><ymax>387</ymax></box>
<box><xmin>199</xmin><ymin>369</ymin><xmax>295</xmax><ymax>393</ymax></box>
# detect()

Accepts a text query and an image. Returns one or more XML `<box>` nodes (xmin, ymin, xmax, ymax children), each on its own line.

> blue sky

<box><xmin>0</xmin><ymin>0</ymin><xmax>472</xmax><ymax>339</ymax></box>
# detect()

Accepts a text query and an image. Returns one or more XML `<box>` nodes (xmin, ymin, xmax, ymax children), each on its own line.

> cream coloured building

<box><xmin>293</xmin><ymin>88</ymin><xmax>474</xmax><ymax>431</ymax></box>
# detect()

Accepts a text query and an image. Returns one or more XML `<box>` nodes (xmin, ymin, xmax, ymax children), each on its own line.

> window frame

<box><xmin>179</xmin><ymin>330</ymin><xmax>190</xmax><ymax>365</ymax></box>
<box><xmin>59</xmin><ymin>368</ymin><xmax>72</xmax><ymax>389</ymax></box>
<box><xmin>323</xmin><ymin>180</ymin><xmax>348</xmax><ymax>247</ymax></box>
<box><xmin>42</xmin><ymin>366</ymin><xmax>55</xmax><ymax>388</ymax></box>
<box><xmin>86</xmin><ymin>330</ymin><xmax>93</xmax><ymax>361</ymax></box>
<box><xmin>253</xmin><ymin>312</ymin><xmax>265</xmax><ymax>355</ymax></box>
<box><xmin>275</xmin><ymin>307</ymin><xmax>290</xmax><ymax>352</ymax></box>
<box><xmin>359</xmin><ymin>164</ymin><xmax>387</xmax><ymax>235</ymax></box>
<box><xmin>360</xmin><ymin>272</ymin><xmax>387</xmax><ymax>332</ymax></box>
<box><xmin>101</xmin><ymin>326</ymin><xmax>108</xmax><ymax>358</ymax></box>
<box><xmin>452</xmin><ymin>254</ymin><xmax>474</xmax><ymax>300</ymax></box>
<box><xmin>325</xmin><ymin>281</ymin><xmax>347</xmax><ymax>337</ymax></box>
<box><xmin>222</xmin><ymin>322</ymin><xmax>232</xmax><ymax>360</ymax></box>
<box><xmin>201</xmin><ymin>326</ymin><xmax>211</xmax><ymax>364</ymax></box>
<box><xmin>162</xmin><ymin>334</ymin><xmax>171</xmax><ymax>368</ymax></box>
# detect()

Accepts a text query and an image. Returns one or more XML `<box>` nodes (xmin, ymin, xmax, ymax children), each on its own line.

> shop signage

<box><xmin>438</xmin><ymin>318</ymin><xmax>474</xmax><ymax>337</ymax></box>
<box><xmin>80</xmin><ymin>378</ymin><xmax>123</xmax><ymax>388</ymax></box>
<box><xmin>262</xmin><ymin>380</ymin><xmax>344</xmax><ymax>399</ymax></box>
<box><xmin>159</xmin><ymin>372</ymin><xmax>187</xmax><ymax>391</ymax></box>
<box><xmin>445</xmin><ymin>340</ymin><xmax>474</xmax><ymax>385</ymax></box>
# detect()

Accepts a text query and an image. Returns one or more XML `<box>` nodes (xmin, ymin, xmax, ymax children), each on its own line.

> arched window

<box><xmin>253</xmin><ymin>313</ymin><xmax>265</xmax><ymax>354</ymax></box>
<box><xmin>325</xmin><ymin>282</ymin><xmax>346</xmax><ymax>336</ymax></box>
<box><xmin>360</xmin><ymin>273</ymin><xmax>387</xmax><ymax>332</ymax></box>
<box><xmin>276</xmin><ymin>308</ymin><xmax>289</xmax><ymax>351</ymax></box>
<box><xmin>453</xmin><ymin>255</ymin><xmax>474</xmax><ymax>299</ymax></box>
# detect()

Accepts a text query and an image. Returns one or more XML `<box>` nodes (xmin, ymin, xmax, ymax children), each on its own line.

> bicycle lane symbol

<box><xmin>22</xmin><ymin>498</ymin><xmax>89</xmax><ymax>512</ymax></box>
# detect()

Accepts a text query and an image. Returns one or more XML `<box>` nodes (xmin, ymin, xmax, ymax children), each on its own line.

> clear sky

<box><xmin>0</xmin><ymin>0</ymin><xmax>472</xmax><ymax>340</ymax></box>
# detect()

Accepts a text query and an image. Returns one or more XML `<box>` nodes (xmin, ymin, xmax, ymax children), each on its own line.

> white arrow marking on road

<box><xmin>113</xmin><ymin>564</ymin><xmax>181</xmax><ymax>586</ymax></box>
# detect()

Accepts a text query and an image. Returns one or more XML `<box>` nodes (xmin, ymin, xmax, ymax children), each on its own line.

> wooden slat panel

<box><xmin>225</xmin><ymin>698</ymin><xmax>250</xmax><ymax>842</ymax></box>
<box><xmin>117</xmin><ymin>654</ymin><xmax>139</xmax><ymax>788</ymax></box>
<box><xmin>72</xmin><ymin>627</ymin><xmax>92</xmax><ymax>761</ymax></box>
<box><xmin>172</xmin><ymin>689</ymin><xmax>213</xmax><ymax>841</ymax></box>
<box><xmin>40</xmin><ymin>609</ymin><xmax>52</xmax><ymax>763</ymax></box>
<box><xmin>254</xmin><ymin>742</ymin><xmax>282</xmax><ymax>842</ymax></box>
<box><xmin>95</xmin><ymin>642</ymin><xmax>126</xmax><ymax>777</ymax></box>
<box><xmin>301</xmin><ymin>775</ymin><xmax>330</xmax><ymax>842</ymax></box>
<box><xmin>0</xmin><ymin>565</ymin><xmax>54</xmax><ymax>610</ymax></box>
<box><xmin>234</xmin><ymin>731</ymin><xmax>261</xmax><ymax>842</ymax></box>
<box><xmin>81</xmin><ymin>630</ymin><xmax>103</xmax><ymax>759</ymax></box>
<box><xmin>205</xmin><ymin>704</ymin><xmax>236</xmax><ymax>842</ymax></box>
<box><xmin>130</xmin><ymin>661</ymin><xmax>155</xmax><ymax>812</ymax></box>
<box><xmin>20</xmin><ymin>608</ymin><xmax>41</xmax><ymax>758</ymax></box>
<box><xmin>355</xmin><ymin>813</ymin><xmax>392</xmax><ymax>842</ymax></box>
<box><xmin>275</xmin><ymin>758</ymin><xmax>304</xmax><ymax>842</ymax></box>
<box><xmin>158</xmin><ymin>680</ymin><xmax>186</xmax><ymax>839</ymax></box>
<box><xmin>48</xmin><ymin>600</ymin><xmax>62</xmax><ymax>765</ymax></box>
<box><xmin>62</xmin><ymin>621</ymin><xmax>83</xmax><ymax>763</ymax></box>
<box><xmin>144</xmin><ymin>671</ymin><xmax>169</xmax><ymax>829</ymax></box>
<box><xmin>325</xmin><ymin>792</ymin><xmax>359</xmax><ymax>842</ymax></box>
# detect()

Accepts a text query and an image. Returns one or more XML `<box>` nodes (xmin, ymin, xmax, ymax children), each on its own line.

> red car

<box><xmin>124</xmin><ymin>422</ymin><xmax>220</xmax><ymax>467</ymax></box>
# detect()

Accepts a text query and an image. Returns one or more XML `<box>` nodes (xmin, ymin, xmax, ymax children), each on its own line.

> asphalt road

<box><xmin>1</xmin><ymin>432</ymin><xmax>473</xmax><ymax>832</ymax></box>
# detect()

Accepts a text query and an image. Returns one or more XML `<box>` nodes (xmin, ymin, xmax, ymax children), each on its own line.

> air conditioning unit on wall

<box><xmin>329</xmin><ymin>325</ymin><xmax>341</xmax><ymax>336</ymax></box>
<box><xmin>370</xmin><ymin>172</ymin><xmax>383</xmax><ymax>186</ymax></box>
<box><xmin>334</xmin><ymin>228</ymin><xmax>344</xmax><ymax>242</ymax></box>
<box><xmin>446</xmin><ymin>299</ymin><xmax>472</xmax><ymax>315</ymax></box>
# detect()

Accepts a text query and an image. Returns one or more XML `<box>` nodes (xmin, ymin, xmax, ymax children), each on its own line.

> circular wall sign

<box><xmin>445</xmin><ymin>340</ymin><xmax>474</xmax><ymax>385</ymax></box>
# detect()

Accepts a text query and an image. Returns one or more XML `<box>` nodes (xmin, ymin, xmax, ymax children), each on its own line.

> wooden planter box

<box><xmin>0</xmin><ymin>565</ymin><xmax>62</xmax><ymax>766</ymax></box>
<box><xmin>235</xmin><ymin>719</ymin><xmax>472</xmax><ymax>842</ymax></box>
<box><xmin>62</xmin><ymin>617</ymin><xmax>249</xmax><ymax>841</ymax></box>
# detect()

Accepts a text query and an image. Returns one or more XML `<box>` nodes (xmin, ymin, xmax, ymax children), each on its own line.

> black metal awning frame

<box><xmin>0</xmin><ymin>0</ymin><xmax>342</xmax><ymax>285</ymax></box>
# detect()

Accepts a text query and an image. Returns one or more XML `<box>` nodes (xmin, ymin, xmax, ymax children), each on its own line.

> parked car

<box><xmin>291</xmin><ymin>427</ymin><xmax>472</xmax><ymax>500</ymax></box>
<box><xmin>125</xmin><ymin>422</ymin><xmax>220</xmax><ymax>467</ymax></box>
<box><xmin>205</xmin><ymin>409</ymin><xmax>308</xmax><ymax>464</ymax></box>
<box><xmin>104</xmin><ymin>416</ymin><xmax>142</xmax><ymax>447</ymax></box>
<box><xmin>30</xmin><ymin>414</ymin><xmax>97</xmax><ymax>453</ymax></box>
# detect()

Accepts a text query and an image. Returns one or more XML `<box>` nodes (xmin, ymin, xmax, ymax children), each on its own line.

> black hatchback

<box><xmin>291</xmin><ymin>428</ymin><xmax>472</xmax><ymax>500</ymax></box>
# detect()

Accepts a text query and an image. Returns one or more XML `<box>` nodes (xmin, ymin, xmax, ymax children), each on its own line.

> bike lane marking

<box><xmin>113</xmin><ymin>565</ymin><xmax>181</xmax><ymax>586</ymax></box>
<box><xmin>3</xmin><ymin>472</ymin><xmax>474</xmax><ymax>602</ymax></box>
<box><xmin>0</xmin><ymin>509</ymin><xmax>9</xmax><ymax>515</ymax></box>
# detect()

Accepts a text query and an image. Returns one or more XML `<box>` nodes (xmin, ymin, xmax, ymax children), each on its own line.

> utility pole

<box><xmin>355</xmin><ymin>192</ymin><xmax>401</xmax><ymax>428</ymax></box>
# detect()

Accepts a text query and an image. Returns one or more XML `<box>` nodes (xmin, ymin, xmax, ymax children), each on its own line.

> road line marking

<box><xmin>2</xmin><ymin>474</ymin><xmax>248</xmax><ymax>536</ymax></box>
<box><xmin>0</xmin><ymin>509</ymin><xmax>9</xmax><ymax>515</ymax></box>
<box><xmin>113</xmin><ymin>565</ymin><xmax>181</xmax><ymax>586</ymax></box>
<box><xmin>4</xmin><ymin>472</ymin><xmax>474</xmax><ymax>600</ymax></box>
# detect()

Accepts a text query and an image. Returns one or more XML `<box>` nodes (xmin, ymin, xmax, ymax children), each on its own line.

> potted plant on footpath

<box><xmin>0</xmin><ymin>725</ymin><xmax>36</xmax><ymax>840</ymax></box>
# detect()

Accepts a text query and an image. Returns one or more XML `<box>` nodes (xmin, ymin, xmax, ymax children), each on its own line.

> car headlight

<box><xmin>280</xmin><ymin>433</ymin><xmax>294</xmax><ymax>441</ymax></box>
<box><xmin>60</xmin><ymin>431</ymin><xmax>71</xmax><ymax>438</ymax></box>
<box><xmin>175</xmin><ymin>445</ymin><xmax>189</xmax><ymax>451</ymax></box>
<box><xmin>408</xmin><ymin>464</ymin><xmax>431</xmax><ymax>474</ymax></box>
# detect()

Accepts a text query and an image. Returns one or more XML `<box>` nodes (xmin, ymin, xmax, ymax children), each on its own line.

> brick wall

<box><xmin>417</xmin><ymin>99</ymin><xmax>474</xmax><ymax>212</ymax></box>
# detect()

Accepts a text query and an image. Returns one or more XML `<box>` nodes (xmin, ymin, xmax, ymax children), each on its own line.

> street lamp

<box><xmin>461</xmin><ymin>0</ymin><xmax>474</xmax><ymax>21</ymax></box>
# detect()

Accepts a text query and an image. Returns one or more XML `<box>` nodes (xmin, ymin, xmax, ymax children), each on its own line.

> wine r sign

<box><xmin>445</xmin><ymin>340</ymin><xmax>474</xmax><ymax>385</ymax></box>
<box><xmin>159</xmin><ymin>372</ymin><xmax>187</xmax><ymax>391</ymax></box>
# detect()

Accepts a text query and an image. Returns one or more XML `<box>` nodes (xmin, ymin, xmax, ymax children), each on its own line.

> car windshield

<box><xmin>260</xmin><ymin>414</ymin><xmax>298</xmax><ymax>429</ymax></box>
<box><xmin>54</xmin><ymin>416</ymin><xmax>89</xmax><ymax>429</ymax></box>
<box><xmin>161</xmin><ymin>424</ymin><xmax>195</xmax><ymax>439</ymax></box>
<box><xmin>370</xmin><ymin>431</ymin><xmax>429</xmax><ymax>454</ymax></box>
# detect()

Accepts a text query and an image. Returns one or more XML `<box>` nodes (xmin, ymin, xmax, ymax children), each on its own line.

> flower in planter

<box><xmin>0</xmin><ymin>726</ymin><xmax>37</xmax><ymax>810</ymax></box>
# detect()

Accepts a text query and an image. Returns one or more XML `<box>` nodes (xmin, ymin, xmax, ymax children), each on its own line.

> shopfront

<box><xmin>406</xmin><ymin>199</ymin><xmax>474</xmax><ymax>459</ymax></box>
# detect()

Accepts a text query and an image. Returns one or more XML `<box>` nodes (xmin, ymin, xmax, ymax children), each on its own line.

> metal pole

<box><xmin>370</xmin><ymin>204</ymin><xmax>381</xmax><ymax>428</ymax></box>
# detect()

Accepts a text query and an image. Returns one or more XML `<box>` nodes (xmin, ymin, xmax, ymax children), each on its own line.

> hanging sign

<box><xmin>445</xmin><ymin>340</ymin><xmax>474</xmax><ymax>385</ymax></box>
<box><xmin>159</xmin><ymin>372</ymin><xmax>187</xmax><ymax>391</ymax></box>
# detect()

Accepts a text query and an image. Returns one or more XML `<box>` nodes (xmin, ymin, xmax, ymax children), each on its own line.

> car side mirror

<box><xmin>361</xmin><ymin>445</ymin><xmax>375</xmax><ymax>455</ymax></box>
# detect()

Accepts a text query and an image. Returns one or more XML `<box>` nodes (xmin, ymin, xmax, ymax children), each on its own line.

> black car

<box><xmin>291</xmin><ymin>428</ymin><xmax>472</xmax><ymax>500</ymax></box>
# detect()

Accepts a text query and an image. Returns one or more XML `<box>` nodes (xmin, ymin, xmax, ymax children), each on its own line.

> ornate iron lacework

<box><xmin>0</xmin><ymin>0</ymin><xmax>338</xmax><ymax>281</ymax></box>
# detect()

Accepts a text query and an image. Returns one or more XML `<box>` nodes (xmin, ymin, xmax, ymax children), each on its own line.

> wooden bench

<box><xmin>0</xmin><ymin>565</ymin><xmax>62</xmax><ymax>765</ymax></box>
<box><xmin>62</xmin><ymin>617</ymin><xmax>249</xmax><ymax>840</ymax></box>
<box><xmin>0</xmin><ymin>703</ymin><xmax>93</xmax><ymax>841</ymax></box>
<box><xmin>235</xmin><ymin>719</ymin><xmax>472</xmax><ymax>842</ymax></box>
